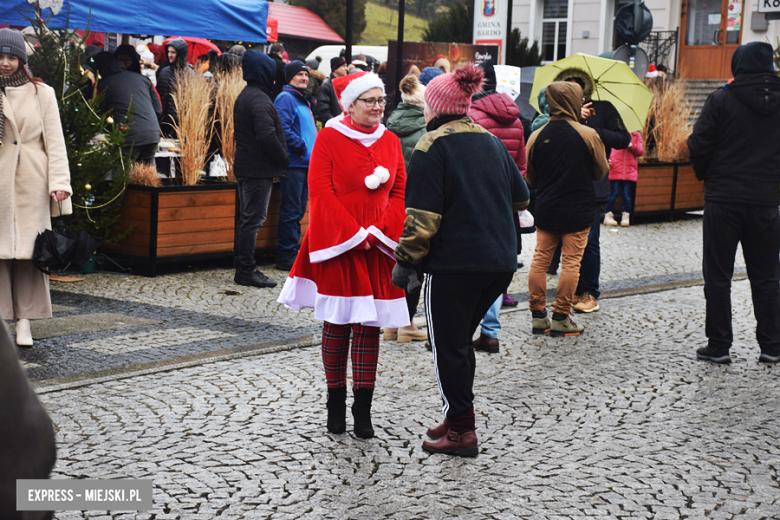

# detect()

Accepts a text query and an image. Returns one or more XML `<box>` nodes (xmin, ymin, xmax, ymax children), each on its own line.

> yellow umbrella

<box><xmin>530</xmin><ymin>53</ymin><xmax>653</xmax><ymax>133</ymax></box>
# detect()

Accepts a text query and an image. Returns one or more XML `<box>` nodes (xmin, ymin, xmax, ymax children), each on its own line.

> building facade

<box><xmin>509</xmin><ymin>0</ymin><xmax>780</xmax><ymax>78</ymax></box>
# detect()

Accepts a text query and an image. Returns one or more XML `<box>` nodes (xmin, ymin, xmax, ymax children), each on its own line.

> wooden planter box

<box><xmin>613</xmin><ymin>162</ymin><xmax>704</xmax><ymax>220</ymax></box>
<box><xmin>103</xmin><ymin>182</ymin><xmax>309</xmax><ymax>276</ymax></box>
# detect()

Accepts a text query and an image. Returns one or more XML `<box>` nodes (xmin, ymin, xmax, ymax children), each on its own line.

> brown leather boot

<box><xmin>473</xmin><ymin>333</ymin><xmax>499</xmax><ymax>354</ymax></box>
<box><xmin>422</xmin><ymin>428</ymin><xmax>478</xmax><ymax>457</ymax></box>
<box><xmin>426</xmin><ymin>418</ymin><xmax>450</xmax><ymax>439</ymax></box>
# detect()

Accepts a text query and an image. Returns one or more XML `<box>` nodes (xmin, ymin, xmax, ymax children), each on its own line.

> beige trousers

<box><xmin>528</xmin><ymin>227</ymin><xmax>590</xmax><ymax>315</ymax></box>
<box><xmin>0</xmin><ymin>260</ymin><xmax>52</xmax><ymax>320</ymax></box>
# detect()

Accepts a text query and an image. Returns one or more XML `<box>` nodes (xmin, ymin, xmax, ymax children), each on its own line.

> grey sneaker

<box><xmin>550</xmin><ymin>315</ymin><xmax>584</xmax><ymax>337</ymax></box>
<box><xmin>696</xmin><ymin>346</ymin><xmax>731</xmax><ymax>364</ymax></box>
<box><xmin>759</xmin><ymin>352</ymin><xmax>780</xmax><ymax>364</ymax></box>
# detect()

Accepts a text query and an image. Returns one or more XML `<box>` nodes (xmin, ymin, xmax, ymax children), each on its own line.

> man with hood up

<box><xmin>156</xmin><ymin>38</ymin><xmax>191</xmax><ymax>136</ymax></box>
<box><xmin>94</xmin><ymin>52</ymin><xmax>162</xmax><ymax>164</ymax></box>
<box><xmin>232</xmin><ymin>50</ymin><xmax>289</xmax><ymax>288</ymax></box>
<box><xmin>547</xmin><ymin>68</ymin><xmax>630</xmax><ymax>309</ymax></box>
<box><xmin>688</xmin><ymin>42</ymin><xmax>780</xmax><ymax>365</ymax></box>
<box><xmin>525</xmin><ymin>81</ymin><xmax>609</xmax><ymax>338</ymax></box>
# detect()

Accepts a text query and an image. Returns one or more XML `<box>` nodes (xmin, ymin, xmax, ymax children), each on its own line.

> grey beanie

<box><xmin>0</xmin><ymin>28</ymin><xmax>28</xmax><ymax>64</ymax></box>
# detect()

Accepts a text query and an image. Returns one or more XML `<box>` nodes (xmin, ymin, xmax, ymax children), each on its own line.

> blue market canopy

<box><xmin>0</xmin><ymin>0</ymin><xmax>269</xmax><ymax>43</ymax></box>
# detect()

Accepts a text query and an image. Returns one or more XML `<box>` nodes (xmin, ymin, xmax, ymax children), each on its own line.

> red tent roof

<box><xmin>267</xmin><ymin>3</ymin><xmax>344</xmax><ymax>43</ymax></box>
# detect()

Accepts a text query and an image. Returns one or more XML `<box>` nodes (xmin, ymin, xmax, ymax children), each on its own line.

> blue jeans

<box><xmin>575</xmin><ymin>205</ymin><xmax>601</xmax><ymax>299</ymax></box>
<box><xmin>480</xmin><ymin>295</ymin><xmax>503</xmax><ymax>339</ymax></box>
<box><xmin>605</xmin><ymin>180</ymin><xmax>634</xmax><ymax>214</ymax></box>
<box><xmin>278</xmin><ymin>167</ymin><xmax>309</xmax><ymax>263</ymax></box>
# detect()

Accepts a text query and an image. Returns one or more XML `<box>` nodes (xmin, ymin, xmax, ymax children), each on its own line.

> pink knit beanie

<box><xmin>423</xmin><ymin>64</ymin><xmax>484</xmax><ymax>116</ymax></box>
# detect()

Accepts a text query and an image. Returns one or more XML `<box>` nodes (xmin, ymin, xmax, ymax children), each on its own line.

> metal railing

<box><xmin>640</xmin><ymin>29</ymin><xmax>679</xmax><ymax>75</ymax></box>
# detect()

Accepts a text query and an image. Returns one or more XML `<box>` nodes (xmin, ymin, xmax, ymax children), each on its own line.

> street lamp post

<box><xmin>346</xmin><ymin>0</ymin><xmax>353</xmax><ymax>63</ymax></box>
<box><xmin>395</xmin><ymin>0</ymin><xmax>405</xmax><ymax>108</ymax></box>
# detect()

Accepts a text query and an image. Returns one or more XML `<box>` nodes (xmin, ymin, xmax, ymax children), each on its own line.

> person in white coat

<box><xmin>0</xmin><ymin>28</ymin><xmax>71</xmax><ymax>348</ymax></box>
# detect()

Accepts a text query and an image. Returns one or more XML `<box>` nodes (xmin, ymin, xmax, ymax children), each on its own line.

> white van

<box><xmin>306</xmin><ymin>45</ymin><xmax>388</xmax><ymax>77</ymax></box>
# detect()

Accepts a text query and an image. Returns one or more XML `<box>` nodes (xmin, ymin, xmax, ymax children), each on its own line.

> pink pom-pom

<box><xmin>365</xmin><ymin>174</ymin><xmax>381</xmax><ymax>190</ymax></box>
<box><xmin>453</xmin><ymin>64</ymin><xmax>484</xmax><ymax>97</ymax></box>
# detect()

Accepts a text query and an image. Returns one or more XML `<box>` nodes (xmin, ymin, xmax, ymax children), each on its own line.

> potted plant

<box><xmin>634</xmin><ymin>78</ymin><xmax>703</xmax><ymax>219</ymax></box>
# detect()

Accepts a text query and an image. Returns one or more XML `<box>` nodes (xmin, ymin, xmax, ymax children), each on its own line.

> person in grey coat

<box><xmin>232</xmin><ymin>50</ymin><xmax>290</xmax><ymax>288</ymax></box>
<box><xmin>94</xmin><ymin>52</ymin><xmax>162</xmax><ymax>164</ymax></box>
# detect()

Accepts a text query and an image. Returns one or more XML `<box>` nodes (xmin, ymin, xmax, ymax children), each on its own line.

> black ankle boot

<box><xmin>326</xmin><ymin>387</ymin><xmax>347</xmax><ymax>433</ymax></box>
<box><xmin>352</xmin><ymin>388</ymin><xmax>375</xmax><ymax>439</ymax></box>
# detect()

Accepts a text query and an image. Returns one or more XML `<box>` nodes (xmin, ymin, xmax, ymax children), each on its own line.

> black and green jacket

<box><xmin>395</xmin><ymin>115</ymin><xmax>530</xmax><ymax>274</ymax></box>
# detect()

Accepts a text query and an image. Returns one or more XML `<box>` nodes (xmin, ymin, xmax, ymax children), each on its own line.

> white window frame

<box><xmin>531</xmin><ymin>0</ymin><xmax>573</xmax><ymax>63</ymax></box>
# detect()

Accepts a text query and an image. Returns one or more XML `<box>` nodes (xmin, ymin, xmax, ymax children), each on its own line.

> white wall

<box><xmin>742</xmin><ymin>0</ymin><xmax>780</xmax><ymax>44</ymax></box>
<box><xmin>571</xmin><ymin>0</ymin><xmax>605</xmax><ymax>54</ymax></box>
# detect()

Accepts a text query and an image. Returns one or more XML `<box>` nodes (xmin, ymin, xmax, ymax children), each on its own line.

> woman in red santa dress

<box><xmin>278</xmin><ymin>71</ymin><xmax>408</xmax><ymax>439</ymax></box>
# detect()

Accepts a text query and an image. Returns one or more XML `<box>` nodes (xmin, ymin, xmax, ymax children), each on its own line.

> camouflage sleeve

<box><xmin>394</xmin><ymin>208</ymin><xmax>442</xmax><ymax>265</ymax></box>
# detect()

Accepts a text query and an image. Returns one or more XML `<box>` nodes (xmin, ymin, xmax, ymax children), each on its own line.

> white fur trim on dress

<box><xmin>339</xmin><ymin>73</ymin><xmax>386</xmax><ymax>112</ymax></box>
<box><xmin>330</xmin><ymin>119</ymin><xmax>385</xmax><ymax>147</ymax></box>
<box><xmin>309</xmin><ymin>227</ymin><xmax>369</xmax><ymax>264</ymax></box>
<box><xmin>366</xmin><ymin>225</ymin><xmax>398</xmax><ymax>250</ymax></box>
<box><xmin>278</xmin><ymin>276</ymin><xmax>411</xmax><ymax>328</ymax></box>
<box><xmin>364</xmin><ymin>166</ymin><xmax>390</xmax><ymax>190</ymax></box>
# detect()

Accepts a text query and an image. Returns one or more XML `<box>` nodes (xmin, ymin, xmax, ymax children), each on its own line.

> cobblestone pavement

<box><xmin>18</xmin><ymin>216</ymin><xmax>745</xmax><ymax>386</ymax></box>
<box><xmin>43</xmin><ymin>279</ymin><xmax>779</xmax><ymax>519</ymax></box>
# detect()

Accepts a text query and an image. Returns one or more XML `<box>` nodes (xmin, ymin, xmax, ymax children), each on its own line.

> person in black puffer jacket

<box><xmin>688</xmin><ymin>42</ymin><xmax>780</xmax><ymax>365</ymax></box>
<box><xmin>232</xmin><ymin>50</ymin><xmax>289</xmax><ymax>289</ymax></box>
<box><xmin>94</xmin><ymin>52</ymin><xmax>162</xmax><ymax>164</ymax></box>
<box><xmin>156</xmin><ymin>38</ymin><xmax>191</xmax><ymax>137</ymax></box>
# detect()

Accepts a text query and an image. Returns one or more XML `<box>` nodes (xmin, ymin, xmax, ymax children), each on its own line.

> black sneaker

<box><xmin>276</xmin><ymin>259</ymin><xmax>295</xmax><ymax>271</ymax></box>
<box><xmin>696</xmin><ymin>346</ymin><xmax>731</xmax><ymax>364</ymax></box>
<box><xmin>759</xmin><ymin>352</ymin><xmax>780</xmax><ymax>364</ymax></box>
<box><xmin>234</xmin><ymin>270</ymin><xmax>277</xmax><ymax>288</ymax></box>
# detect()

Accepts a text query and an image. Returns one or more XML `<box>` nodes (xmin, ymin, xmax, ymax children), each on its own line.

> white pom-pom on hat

<box><xmin>364</xmin><ymin>166</ymin><xmax>391</xmax><ymax>190</ymax></box>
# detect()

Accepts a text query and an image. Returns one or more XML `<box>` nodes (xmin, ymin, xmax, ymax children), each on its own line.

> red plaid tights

<box><xmin>322</xmin><ymin>322</ymin><xmax>380</xmax><ymax>390</ymax></box>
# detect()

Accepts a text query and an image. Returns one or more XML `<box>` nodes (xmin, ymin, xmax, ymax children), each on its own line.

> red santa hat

<box><xmin>645</xmin><ymin>64</ymin><xmax>658</xmax><ymax>78</ymax></box>
<box><xmin>332</xmin><ymin>71</ymin><xmax>386</xmax><ymax>112</ymax></box>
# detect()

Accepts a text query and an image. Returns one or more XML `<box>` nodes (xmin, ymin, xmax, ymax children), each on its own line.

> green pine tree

<box><xmin>506</xmin><ymin>29</ymin><xmax>543</xmax><ymax>67</ymax></box>
<box><xmin>422</xmin><ymin>0</ymin><xmax>472</xmax><ymax>43</ymax></box>
<box><xmin>18</xmin><ymin>2</ymin><xmax>131</xmax><ymax>246</ymax></box>
<box><xmin>289</xmin><ymin>0</ymin><xmax>368</xmax><ymax>43</ymax></box>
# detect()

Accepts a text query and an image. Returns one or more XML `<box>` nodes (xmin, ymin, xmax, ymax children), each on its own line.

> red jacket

<box><xmin>608</xmin><ymin>131</ymin><xmax>644</xmax><ymax>182</ymax></box>
<box><xmin>468</xmin><ymin>92</ymin><xmax>526</xmax><ymax>176</ymax></box>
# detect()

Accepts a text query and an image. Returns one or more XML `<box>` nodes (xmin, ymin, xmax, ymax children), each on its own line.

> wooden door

<box><xmin>679</xmin><ymin>0</ymin><xmax>744</xmax><ymax>78</ymax></box>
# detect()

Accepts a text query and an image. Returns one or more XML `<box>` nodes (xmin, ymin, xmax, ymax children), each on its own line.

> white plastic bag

<box><xmin>518</xmin><ymin>209</ymin><xmax>535</xmax><ymax>228</ymax></box>
<box><xmin>209</xmin><ymin>154</ymin><xmax>228</xmax><ymax>177</ymax></box>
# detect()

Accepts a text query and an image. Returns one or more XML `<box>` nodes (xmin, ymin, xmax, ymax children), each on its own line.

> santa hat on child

<box><xmin>645</xmin><ymin>64</ymin><xmax>658</xmax><ymax>78</ymax></box>
<box><xmin>331</xmin><ymin>71</ymin><xmax>386</xmax><ymax>112</ymax></box>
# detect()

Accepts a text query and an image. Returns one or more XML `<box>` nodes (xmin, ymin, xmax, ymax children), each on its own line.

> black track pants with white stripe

<box><xmin>424</xmin><ymin>272</ymin><xmax>514</xmax><ymax>418</ymax></box>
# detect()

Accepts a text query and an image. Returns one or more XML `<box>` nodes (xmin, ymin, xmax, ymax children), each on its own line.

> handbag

<box><xmin>32</xmin><ymin>212</ymin><xmax>98</xmax><ymax>275</ymax></box>
<box><xmin>37</xmin><ymin>92</ymin><xmax>73</xmax><ymax>217</ymax></box>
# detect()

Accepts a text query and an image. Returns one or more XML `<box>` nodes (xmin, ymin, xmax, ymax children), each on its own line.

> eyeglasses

<box><xmin>357</xmin><ymin>97</ymin><xmax>387</xmax><ymax>107</ymax></box>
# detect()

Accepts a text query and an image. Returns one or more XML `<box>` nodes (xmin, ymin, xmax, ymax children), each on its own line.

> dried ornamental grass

<box><xmin>129</xmin><ymin>161</ymin><xmax>162</xmax><ymax>187</ymax></box>
<box><xmin>214</xmin><ymin>68</ymin><xmax>246</xmax><ymax>182</ymax></box>
<box><xmin>643</xmin><ymin>80</ymin><xmax>692</xmax><ymax>162</ymax></box>
<box><xmin>172</xmin><ymin>71</ymin><xmax>214</xmax><ymax>185</ymax></box>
